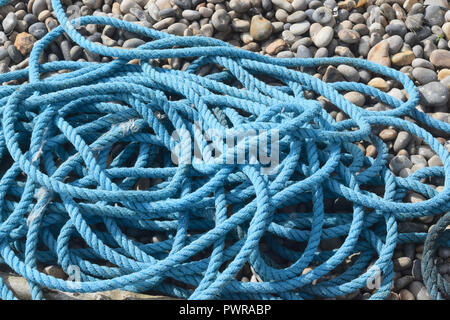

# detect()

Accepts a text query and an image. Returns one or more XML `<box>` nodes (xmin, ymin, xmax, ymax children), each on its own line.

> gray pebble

<box><xmin>425</xmin><ymin>5</ymin><xmax>445</xmax><ymax>26</ymax></box>
<box><xmin>337</xmin><ymin>64</ymin><xmax>359</xmax><ymax>82</ymax></box>
<box><xmin>7</xmin><ymin>45</ymin><xmax>22</xmax><ymax>63</ymax></box>
<box><xmin>82</xmin><ymin>0</ymin><xmax>102</xmax><ymax>9</ymax></box>
<box><xmin>394</xmin><ymin>256</ymin><xmax>412</xmax><ymax>271</ymax></box>
<box><xmin>393</xmin><ymin>131</ymin><xmax>411</xmax><ymax>152</ymax></box>
<box><xmin>413</xmin><ymin>67</ymin><xmax>438</xmax><ymax>85</ymax></box>
<box><xmin>428</xmin><ymin>154</ymin><xmax>443</xmax><ymax>167</ymax></box>
<box><xmin>0</xmin><ymin>46</ymin><xmax>8</xmax><ymax>60</ymax></box>
<box><xmin>312</xmin><ymin>26</ymin><xmax>333</xmax><ymax>47</ymax></box>
<box><xmin>314</xmin><ymin>47</ymin><xmax>328</xmax><ymax>58</ymax></box>
<box><xmin>290</xmin><ymin>21</ymin><xmax>310</xmax><ymax>36</ymax></box>
<box><xmin>411</xmin><ymin>58</ymin><xmax>434</xmax><ymax>69</ymax></box>
<box><xmin>394</xmin><ymin>275</ymin><xmax>414</xmax><ymax>290</ymax></box>
<box><xmin>296</xmin><ymin>44</ymin><xmax>311</xmax><ymax>58</ymax></box>
<box><xmin>405</xmin><ymin>13</ymin><xmax>424</xmax><ymax>31</ymax></box>
<box><xmin>28</xmin><ymin>22</ymin><xmax>47</xmax><ymax>39</ymax></box>
<box><xmin>174</xmin><ymin>0</ymin><xmax>192</xmax><ymax>9</ymax></box>
<box><xmin>387</xmin><ymin>35</ymin><xmax>403</xmax><ymax>54</ymax></box>
<box><xmin>182</xmin><ymin>10</ymin><xmax>201</xmax><ymax>21</ymax></box>
<box><xmin>123</xmin><ymin>38</ymin><xmax>145</xmax><ymax>48</ymax></box>
<box><xmin>32</xmin><ymin>0</ymin><xmax>48</xmax><ymax>17</ymax></box>
<box><xmin>419</xmin><ymin>81</ymin><xmax>449</xmax><ymax>106</ymax></box>
<box><xmin>389</xmin><ymin>155</ymin><xmax>413</xmax><ymax>175</ymax></box>
<box><xmin>120</xmin><ymin>0</ymin><xmax>142</xmax><ymax>14</ymax></box>
<box><xmin>211</xmin><ymin>9</ymin><xmax>230</xmax><ymax>32</ymax></box>
<box><xmin>408</xmin><ymin>281</ymin><xmax>431</xmax><ymax>300</ymax></box>
<box><xmin>2</xmin><ymin>12</ymin><xmax>17</xmax><ymax>35</ymax></box>
<box><xmin>344</xmin><ymin>91</ymin><xmax>365</xmax><ymax>106</ymax></box>
<box><xmin>287</xmin><ymin>11</ymin><xmax>306</xmax><ymax>23</ymax></box>
<box><xmin>168</xmin><ymin>23</ymin><xmax>188</xmax><ymax>36</ymax></box>
<box><xmin>312</xmin><ymin>6</ymin><xmax>333</xmax><ymax>24</ymax></box>
<box><xmin>229</xmin><ymin>0</ymin><xmax>251</xmax><ymax>13</ymax></box>
<box><xmin>0</xmin><ymin>32</ymin><xmax>7</xmax><ymax>46</ymax></box>
<box><xmin>386</xmin><ymin>19</ymin><xmax>407</xmax><ymax>37</ymax></box>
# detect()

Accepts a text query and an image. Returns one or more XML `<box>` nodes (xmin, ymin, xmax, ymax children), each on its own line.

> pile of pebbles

<box><xmin>0</xmin><ymin>0</ymin><xmax>449</xmax><ymax>300</ymax></box>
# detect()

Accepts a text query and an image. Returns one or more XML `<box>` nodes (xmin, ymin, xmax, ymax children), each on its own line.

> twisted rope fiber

<box><xmin>0</xmin><ymin>0</ymin><xmax>448</xmax><ymax>300</ymax></box>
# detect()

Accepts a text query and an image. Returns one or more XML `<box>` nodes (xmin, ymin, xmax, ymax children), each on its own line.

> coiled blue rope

<box><xmin>0</xmin><ymin>0</ymin><xmax>448</xmax><ymax>300</ymax></box>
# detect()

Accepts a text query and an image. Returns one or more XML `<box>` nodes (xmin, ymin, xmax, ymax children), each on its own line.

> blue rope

<box><xmin>0</xmin><ymin>0</ymin><xmax>448</xmax><ymax>300</ymax></box>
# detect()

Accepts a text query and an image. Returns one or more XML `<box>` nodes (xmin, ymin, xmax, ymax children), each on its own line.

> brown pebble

<box><xmin>14</xmin><ymin>32</ymin><xmax>36</xmax><ymax>56</ymax></box>
<box><xmin>265</xmin><ymin>39</ymin><xmax>286</xmax><ymax>55</ymax></box>
<box><xmin>399</xmin><ymin>289</ymin><xmax>415</xmax><ymax>300</ymax></box>
<box><xmin>366</xmin><ymin>145</ymin><xmax>377</xmax><ymax>158</ymax></box>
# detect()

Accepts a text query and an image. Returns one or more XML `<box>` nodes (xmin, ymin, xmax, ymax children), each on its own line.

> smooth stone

<box><xmin>368</xmin><ymin>40</ymin><xmax>391</xmax><ymax>67</ymax></box>
<box><xmin>2</xmin><ymin>12</ymin><xmax>18</xmax><ymax>34</ymax></box>
<box><xmin>287</xmin><ymin>11</ymin><xmax>307</xmax><ymax>23</ymax></box>
<box><xmin>314</xmin><ymin>46</ymin><xmax>329</xmax><ymax>58</ymax></box>
<box><xmin>428</xmin><ymin>154</ymin><xmax>443</xmax><ymax>166</ymax></box>
<box><xmin>425</xmin><ymin>5</ymin><xmax>445</xmax><ymax>26</ymax></box>
<box><xmin>32</xmin><ymin>0</ymin><xmax>48</xmax><ymax>16</ymax></box>
<box><xmin>358</xmin><ymin>36</ymin><xmax>370</xmax><ymax>57</ymax></box>
<box><xmin>167</xmin><ymin>23</ymin><xmax>188</xmax><ymax>36</ymax></box>
<box><xmin>430</xmin><ymin>49</ymin><xmax>450</xmax><ymax>68</ymax></box>
<box><xmin>28</xmin><ymin>22</ymin><xmax>47</xmax><ymax>39</ymax></box>
<box><xmin>123</xmin><ymin>38</ymin><xmax>145</xmax><ymax>48</ymax></box>
<box><xmin>312</xmin><ymin>6</ymin><xmax>333</xmax><ymax>24</ymax></box>
<box><xmin>182</xmin><ymin>10</ymin><xmax>201</xmax><ymax>21</ymax></box>
<box><xmin>231</xmin><ymin>19</ymin><xmax>250</xmax><ymax>32</ymax></box>
<box><xmin>0</xmin><ymin>47</ymin><xmax>7</xmax><ymax>60</ymax></box>
<box><xmin>344</xmin><ymin>91</ymin><xmax>365</xmax><ymax>106</ymax></box>
<box><xmin>438</xmin><ymin>68</ymin><xmax>450</xmax><ymax>80</ymax></box>
<box><xmin>337</xmin><ymin>64</ymin><xmax>359</xmax><ymax>82</ymax></box>
<box><xmin>0</xmin><ymin>32</ymin><xmax>7</xmax><ymax>45</ymax></box>
<box><xmin>272</xmin><ymin>0</ymin><xmax>293</xmax><ymax>12</ymax></box>
<box><xmin>292</xmin><ymin>0</ymin><xmax>307</xmax><ymax>10</ymax></box>
<box><xmin>412</xmin><ymin>259</ymin><xmax>422</xmax><ymax>281</ymax></box>
<box><xmin>7</xmin><ymin>45</ymin><xmax>22</xmax><ymax>63</ymax></box>
<box><xmin>386</xmin><ymin>19</ymin><xmax>407</xmax><ymax>37</ymax></box>
<box><xmin>408</xmin><ymin>281</ymin><xmax>431</xmax><ymax>300</ymax></box>
<box><xmin>82</xmin><ymin>0</ymin><xmax>102</xmax><ymax>9</ymax></box>
<box><xmin>412</xmin><ymin>58</ymin><xmax>434</xmax><ymax>69</ymax></box>
<box><xmin>394</xmin><ymin>257</ymin><xmax>412</xmax><ymax>271</ymax></box>
<box><xmin>424</xmin><ymin>0</ymin><xmax>449</xmax><ymax>8</ymax></box>
<box><xmin>379</xmin><ymin>128</ymin><xmax>398</xmax><ymax>141</ymax></box>
<box><xmin>211</xmin><ymin>9</ymin><xmax>231</xmax><ymax>32</ymax></box>
<box><xmin>399</xmin><ymin>289</ymin><xmax>415</xmax><ymax>300</ymax></box>
<box><xmin>393</xmin><ymin>131</ymin><xmax>412</xmax><ymax>152</ymax></box>
<box><xmin>419</xmin><ymin>81</ymin><xmax>449</xmax><ymax>106</ymax></box>
<box><xmin>173</xmin><ymin>0</ymin><xmax>192</xmax><ymax>9</ymax></box>
<box><xmin>337</xmin><ymin>29</ymin><xmax>360</xmax><ymax>44</ymax></box>
<box><xmin>289</xmin><ymin>21</ymin><xmax>310</xmax><ymax>36</ymax></box>
<box><xmin>296</xmin><ymin>44</ymin><xmax>311</xmax><ymax>58</ymax></box>
<box><xmin>368</xmin><ymin>77</ymin><xmax>390</xmax><ymax>92</ymax></box>
<box><xmin>334</xmin><ymin>46</ymin><xmax>354</xmax><ymax>57</ymax></box>
<box><xmin>412</xmin><ymin>67</ymin><xmax>438</xmax><ymax>85</ymax></box>
<box><xmin>229</xmin><ymin>0</ymin><xmax>251</xmax><ymax>13</ymax></box>
<box><xmin>394</xmin><ymin>276</ymin><xmax>414</xmax><ymax>290</ymax></box>
<box><xmin>250</xmin><ymin>15</ymin><xmax>272</xmax><ymax>41</ymax></box>
<box><xmin>389</xmin><ymin>155</ymin><xmax>413</xmax><ymax>175</ymax></box>
<box><xmin>387</xmin><ymin>35</ymin><xmax>403</xmax><ymax>54</ymax></box>
<box><xmin>405</xmin><ymin>13</ymin><xmax>423</xmax><ymax>30</ymax></box>
<box><xmin>442</xmin><ymin>22</ymin><xmax>450</xmax><ymax>40</ymax></box>
<box><xmin>312</xmin><ymin>26</ymin><xmax>333</xmax><ymax>47</ymax></box>
<box><xmin>391</xmin><ymin>50</ymin><xmax>415</xmax><ymax>66</ymax></box>
<box><xmin>120</xmin><ymin>0</ymin><xmax>142</xmax><ymax>14</ymax></box>
<box><xmin>322</xmin><ymin>65</ymin><xmax>344</xmax><ymax>83</ymax></box>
